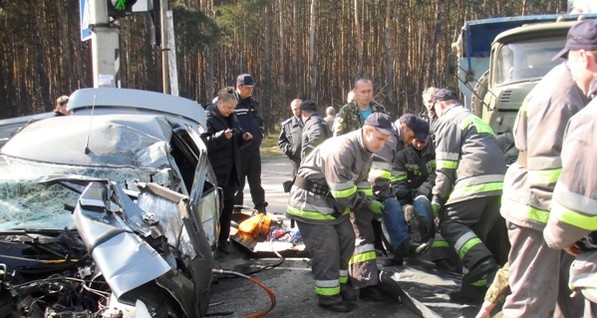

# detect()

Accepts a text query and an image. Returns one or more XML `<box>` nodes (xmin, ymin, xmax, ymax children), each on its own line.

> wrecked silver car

<box><xmin>0</xmin><ymin>88</ymin><xmax>220</xmax><ymax>317</ymax></box>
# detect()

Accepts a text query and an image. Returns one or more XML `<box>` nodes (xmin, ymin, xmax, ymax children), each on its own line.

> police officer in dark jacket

<box><xmin>278</xmin><ymin>98</ymin><xmax>303</xmax><ymax>176</ymax></box>
<box><xmin>201</xmin><ymin>87</ymin><xmax>253</xmax><ymax>254</ymax></box>
<box><xmin>233</xmin><ymin>73</ymin><xmax>269</xmax><ymax>213</ymax></box>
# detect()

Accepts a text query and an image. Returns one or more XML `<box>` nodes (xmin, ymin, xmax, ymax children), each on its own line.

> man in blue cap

<box><xmin>233</xmin><ymin>73</ymin><xmax>269</xmax><ymax>213</ymax></box>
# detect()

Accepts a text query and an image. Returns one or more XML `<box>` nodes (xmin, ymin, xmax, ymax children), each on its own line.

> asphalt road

<box><xmin>208</xmin><ymin>156</ymin><xmax>483</xmax><ymax>318</ymax></box>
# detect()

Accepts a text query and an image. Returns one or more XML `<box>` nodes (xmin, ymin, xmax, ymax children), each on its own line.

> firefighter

<box><xmin>544</xmin><ymin>96</ymin><xmax>597</xmax><ymax>317</ymax></box>
<box><xmin>333</xmin><ymin>77</ymin><xmax>389</xmax><ymax>267</ymax></box>
<box><xmin>431</xmin><ymin>87</ymin><xmax>509</xmax><ymax>303</ymax></box>
<box><xmin>278</xmin><ymin>98</ymin><xmax>303</xmax><ymax>177</ymax></box>
<box><xmin>369</xmin><ymin>114</ymin><xmax>434</xmax><ymax>265</ymax></box>
<box><xmin>299</xmin><ymin>100</ymin><xmax>331</xmax><ymax>161</ymax></box>
<box><xmin>501</xmin><ymin>20</ymin><xmax>597</xmax><ymax>317</ymax></box>
<box><xmin>286</xmin><ymin>113</ymin><xmax>395</xmax><ymax>313</ymax></box>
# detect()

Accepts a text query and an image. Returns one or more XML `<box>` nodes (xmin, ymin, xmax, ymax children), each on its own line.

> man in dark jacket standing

<box><xmin>299</xmin><ymin>100</ymin><xmax>331</xmax><ymax>162</ymax></box>
<box><xmin>201</xmin><ymin>87</ymin><xmax>253</xmax><ymax>254</ymax></box>
<box><xmin>233</xmin><ymin>73</ymin><xmax>268</xmax><ymax>213</ymax></box>
<box><xmin>278</xmin><ymin>98</ymin><xmax>303</xmax><ymax>177</ymax></box>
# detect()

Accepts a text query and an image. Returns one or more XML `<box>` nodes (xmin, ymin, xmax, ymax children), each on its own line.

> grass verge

<box><xmin>261</xmin><ymin>131</ymin><xmax>284</xmax><ymax>159</ymax></box>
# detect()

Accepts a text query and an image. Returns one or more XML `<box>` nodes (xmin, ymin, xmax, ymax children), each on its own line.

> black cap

<box><xmin>364</xmin><ymin>112</ymin><xmax>394</xmax><ymax>136</ymax></box>
<box><xmin>433</xmin><ymin>87</ymin><xmax>459</xmax><ymax>103</ymax></box>
<box><xmin>553</xmin><ymin>19</ymin><xmax>597</xmax><ymax>60</ymax></box>
<box><xmin>299</xmin><ymin>100</ymin><xmax>317</xmax><ymax>112</ymax></box>
<box><xmin>397</xmin><ymin>114</ymin><xmax>429</xmax><ymax>142</ymax></box>
<box><xmin>237</xmin><ymin>73</ymin><xmax>256</xmax><ymax>86</ymax></box>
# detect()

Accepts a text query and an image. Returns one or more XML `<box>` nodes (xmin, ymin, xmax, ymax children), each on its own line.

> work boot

<box><xmin>359</xmin><ymin>285</ymin><xmax>395</xmax><ymax>303</ymax></box>
<box><xmin>255</xmin><ymin>201</ymin><xmax>268</xmax><ymax>214</ymax></box>
<box><xmin>449</xmin><ymin>284</ymin><xmax>486</xmax><ymax>304</ymax></box>
<box><xmin>404</xmin><ymin>204</ymin><xmax>425</xmax><ymax>243</ymax></box>
<box><xmin>462</xmin><ymin>257</ymin><xmax>499</xmax><ymax>286</ymax></box>
<box><xmin>341</xmin><ymin>283</ymin><xmax>359</xmax><ymax>309</ymax></box>
<box><xmin>409</xmin><ymin>236</ymin><xmax>434</xmax><ymax>255</ymax></box>
<box><xmin>217</xmin><ymin>241</ymin><xmax>231</xmax><ymax>254</ymax></box>
<box><xmin>318</xmin><ymin>295</ymin><xmax>353</xmax><ymax>313</ymax></box>
<box><xmin>318</xmin><ymin>301</ymin><xmax>353</xmax><ymax>313</ymax></box>
<box><xmin>383</xmin><ymin>256</ymin><xmax>404</xmax><ymax>267</ymax></box>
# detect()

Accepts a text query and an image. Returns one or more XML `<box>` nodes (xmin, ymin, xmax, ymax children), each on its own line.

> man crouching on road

<box><xmin>286</xmin><ymin>113</ymin><xmax>394</xmax><ymax>313</ymax></box>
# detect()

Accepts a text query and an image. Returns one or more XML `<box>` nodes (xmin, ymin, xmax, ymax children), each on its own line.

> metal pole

<box><xmin>160</xmin><ymin>0</ymin><xmax>170</xmax><ymax>94</ymax></box>
<box><xmin>90</xmin><ymin>0</ymin><xmax>119</xmax><ymax>88</ymax></box>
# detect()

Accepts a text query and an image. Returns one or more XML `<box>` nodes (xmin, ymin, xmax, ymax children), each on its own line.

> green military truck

<box><xmin>451</xmin><ymin>14</ymin><xmax>597</xmax><ymax>135</ymax></box>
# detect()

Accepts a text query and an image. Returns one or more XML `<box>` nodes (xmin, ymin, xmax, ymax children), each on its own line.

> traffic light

<box><xmin>107</xmin><ymin>0</ymin><xmax>138</xmax><ymax>18</ymax></box>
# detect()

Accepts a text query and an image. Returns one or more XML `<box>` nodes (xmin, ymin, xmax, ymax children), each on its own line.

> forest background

<box><xmin>0</xmin><ymin>0</ymin><xmax>569</xmax><ymax>131</ymax></box>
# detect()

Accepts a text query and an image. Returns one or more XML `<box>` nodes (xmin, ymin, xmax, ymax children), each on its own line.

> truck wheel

<box><xmin>472</xmin><ymin>70</ymin><xmax>489</xmax><ymax>116</ymax></box>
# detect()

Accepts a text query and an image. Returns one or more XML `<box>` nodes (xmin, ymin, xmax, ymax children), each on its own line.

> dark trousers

<box><xmin>297</xmin><ymin>217</ymin><xmax>355</xmax><ymax>303</ymax></box>
<box><xmin>234</xmin><ymin>143</ymin><xmax>266</xmax><ymax>207</ymax></box>
<box><xmin>439</xmin><ymin>196</ymin><xmax>509</xmax><ymax>269</ymax></box>
<box><xmin>219</xmin><ymin>177</ymin><xmax>239</xmax><ymax>245</ymax></box>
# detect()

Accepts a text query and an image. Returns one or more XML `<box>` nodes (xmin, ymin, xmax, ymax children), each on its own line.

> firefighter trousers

<box><xmin>439</xmin><ymin>196</ymin><xmax>509</xmax><ymax>270</ymax></box>
<box><xmin>296</xmin><ymin>218</ymin><xmax>355</xmax><ymax>304</ymax></box>
<box><xmin>502</xmin><ymin>222</ymin><xmax>583</xmax><ymax>318</ymax></box>
<box><xmin>349</xmin><ymin>208</ymin><xmax>380</xmax><ymax>289</ymax></box>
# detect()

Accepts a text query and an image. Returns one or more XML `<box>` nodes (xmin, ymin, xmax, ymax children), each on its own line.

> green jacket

<box><xmin>333</xmin><ymin>101</ymin><xmax>387</xmax><ymax>136</ymax></box>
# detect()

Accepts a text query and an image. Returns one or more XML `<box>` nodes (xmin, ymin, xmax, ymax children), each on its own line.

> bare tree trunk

<box><xmin>277</xmin><ymin>0</ymin><xmax>286</xmax><ymax>121</ymax></box>
<box><xmin>203</xmin><ymin>0</ymin><xmax>214</xmax><ymax>102</ymax></box>
<box><xmin>309</xmin><ymin>0</ymin><xmax>318</xmax><ymax>99</ymax></box>
<box><xmin>354</xmin><ymin>0</ymin><xmax>363</xmax><ymax>76</ymax></box>
<box><xmin>383</xmin><ymin>0</ymin><xmax>395</xmax><ymax>114</ymax></box>
<box><xmin>262</xmin><ymin>2</ymin><xmax>274</xmax><ymax>131</ymax></box>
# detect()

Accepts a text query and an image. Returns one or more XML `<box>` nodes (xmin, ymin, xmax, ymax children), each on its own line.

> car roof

<box><xmin>2</xmin><ymin>114</ymin><xmax>174</xmax><ymax>167</ymax></box>
<box><xmin>67</xmin><ymin>88</ymin><xmax>206</xmax><ymax>130</ymax></box>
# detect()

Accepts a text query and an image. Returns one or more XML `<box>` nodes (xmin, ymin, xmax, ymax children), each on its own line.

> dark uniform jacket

<box><xmin>301</xmin><ymin>113</ymin><xmax>331</xmax><ymax>162</ymax></box>
<box><xmin>201</xmin><ymin>104</ymin><xmax>250</xmax><ymax>187</ymax></box>
<box><xmin>333</xmin><ymin>101</ymin><xmax>386</xmax><ymax>136</ymax></box>
<box><xmin>233</xmin><ymin>92</ymin><xmax>264</xmax><ymax>145</ymax></box>
<box><xmin>394</xmin><ymin>142</ymin><xmax>436</xmax><ymax>205</ymax></box>
<box><xmin>432</xmin><ymin>105</ymin><xmax>506</xmax><ymax>207</ymax></box>
<box><xmin>278</xmin><ymin>116</ymin><xmax>303</xmax><ymax>166</ymax></box>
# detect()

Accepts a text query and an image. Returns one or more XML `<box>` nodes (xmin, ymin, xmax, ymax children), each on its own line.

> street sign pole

<box><xmin>90</xmin><ymin>0</ymin><xmax>119</xmax><ymax>88</ymax></box>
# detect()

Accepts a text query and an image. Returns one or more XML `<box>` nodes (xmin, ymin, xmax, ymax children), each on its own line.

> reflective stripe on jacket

<box><xmin>502</xmin><ymin>63</ymin><xmax>590</xmax><ymax>230</ymax></box>
<box><xmin>544</xmin><ymin>101</ymin><xmax>597</xmax><ymax>296</ymax></box>
<box><xmin>433</xmin><ymin>105</ymin><xmax>505</xmax><ymax>206</ymax></box>
<box><xmin>545</xmin><ymin>101</ymin><xmax>597</xmax><ymax>249</ymax></box>
<box><xmin>286</xmin><ymin>130</ymin><xmax>374</xmax><ymax>224</ymax></box>
<box><xmin>369</xmin><ymin>129</ymin><xmax>404</xmax><ymax>200</ymax></box>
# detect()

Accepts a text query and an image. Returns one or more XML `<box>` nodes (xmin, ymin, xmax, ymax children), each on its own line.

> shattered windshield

<box><xmin>0</xmin><ymin>156</ymin><xmax>172</xmax><ymax>231</ymax></box>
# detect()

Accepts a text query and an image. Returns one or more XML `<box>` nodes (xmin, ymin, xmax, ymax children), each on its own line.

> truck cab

<box><xmin>451</xmin><ymin>14</ymin><xmax>597</xmax><ymax>134</ymax></box>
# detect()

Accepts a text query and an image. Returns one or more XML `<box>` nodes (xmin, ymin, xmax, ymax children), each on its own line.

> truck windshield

<box><xmin>495</xmin><ymin>37</ymin><xmax>566</xmax><ymax>86</ymax></box>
